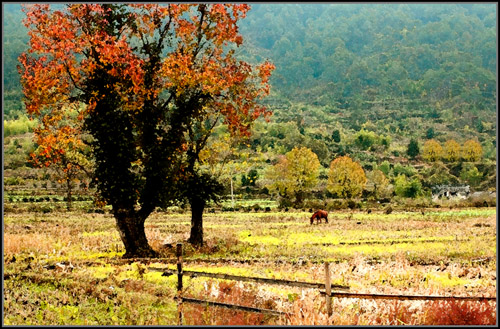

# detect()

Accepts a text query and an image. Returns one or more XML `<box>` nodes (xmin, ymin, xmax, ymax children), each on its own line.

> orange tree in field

<box><xmin>29</xmin><ymin>104</ymin><xmax>92</xmax><ymax>210</ymax></box>
<box><xmin>19</xmin><ymin>4</ymin><xmax>274</xmax><ymax>256</ymax></box>
<box><xmin>327</xmin><ymin>155</ymin><xmax>366</xmax><ymax>199</ymax></box>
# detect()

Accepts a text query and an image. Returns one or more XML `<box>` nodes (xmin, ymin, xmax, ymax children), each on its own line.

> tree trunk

<box><xmin>295</xmin><ymin>191</ymin><xmax>304</xmax><ymax>208</ymax></box>
<box><xmin>188</xmin><ymin>197</ymin><xmax>205</xmax><ymax>247</ymax></box>
<box><xmin>114</xmin><ymin>212</ymin><xmax>158</xmax><ymax>258</ymax></box>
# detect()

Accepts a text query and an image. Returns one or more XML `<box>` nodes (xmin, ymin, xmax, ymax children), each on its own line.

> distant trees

<box><xmin>28</xmin><ymin>104</ymin><xmax>92</xmax><ymax>210</ymax></box>
<box><xmin>331</xmin><ymin>129</ymin><xmax>341</xmax><ymax>143</ymax></box>
<box><xmin>354</xmin><ymin>129</ymin><xmax>378</xmax><ymax>150</ymax></box>
<box><xmin>422</xmin><ymin>138</ymin><xmax>483</xmax><ymax>162</ymax></box>
<box><xmin>422</xmin><ymin>139</ymin><xmax>443</xmax><ymax>161</ymax></box>
<box><xmin>460</xmin><ymin>163</ymin><xmax>483</xmax><ymax>188</ymax></box>
<box><xmin>461</xmin><ymin>139</ymin><xmax>483</xmax><ymax>162</ymax></box>
<box><xmin>443</xmin><ymin>139</ymin><xmax>461</xmax><ymax>162</ymax></box>
<box><xmin>365</xmin><ymin>169</ymin><xmax>392</xmax><ymax>200</ymax></box>
<box><xmin>265</xmin><ymin>147</ymin><xmax>320</xmax><ymax>207</ymax></box>
<box><xmin>327</xmin><ymin>155</ymin><xmax>366</xmax><ymax>199</ymax></box>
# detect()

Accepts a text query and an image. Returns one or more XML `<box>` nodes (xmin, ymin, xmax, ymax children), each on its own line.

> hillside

<box><xmin>3</xmin><ymin>3</ymin><xmax>497</xmax><ymax>210</ymax></box>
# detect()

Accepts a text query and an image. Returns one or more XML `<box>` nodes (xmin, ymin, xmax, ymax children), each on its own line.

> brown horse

<box><xmin>310</xmin><ymin>210</ymin><xmax>328</xmax><ymax>224</ymax></box>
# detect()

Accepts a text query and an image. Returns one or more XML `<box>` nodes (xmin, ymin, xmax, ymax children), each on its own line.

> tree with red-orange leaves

<box><xmin>29</xmin><ymin>104</ymin><xmax>93</xmax><ymax>211</ymax></box>
<box><xmin>19</xmin><ymin>4</ymin><xmax>274</xmax><ymax>257</ymax></box>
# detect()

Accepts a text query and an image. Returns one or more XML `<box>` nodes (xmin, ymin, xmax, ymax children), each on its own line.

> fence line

<box><xmin>57</xmin><ymin>247</ymin><xmax>495</xmax><ymax>323</ymax></box>
<box><xmin>150</xmin><ymin>267</ymin><xmax>349</xmax><ymax>290</ymax></box>
<box><xmin>174</xmin><ymin>296</ymin><xmax>291</xmax><ymax>316</ymax></box>
<box><xmin>319</xmin><ymin>291</ymin><xmax>496</xmax><ymax>301</ymax></box>
<box><xmin>171</xmin><ymin>243</ymin><xmax>339</xmax><ymax>324</ymax></box>
<box><xmin>163</xmin><ymin>243</ymin><xmax>496</xmax><ymax>325</ymax></box>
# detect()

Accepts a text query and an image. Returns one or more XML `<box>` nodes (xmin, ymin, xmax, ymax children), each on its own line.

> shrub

<box><xmin>251</xmin><ymin>203</ymin><xmax>261</xmax><ymax>212</ymax></box>
<box><xmin>354</xmin><ymin>129</ymin><xmax>378</xmax><ymax>150</ymax></box>
<box><xmin>3</xmin><ymin>116</ymin><xmax>38</xmax><ymax>137</ymax></box>
<box><xmin>394</xmin><ymin>174</ymin><xmax>423</xmax><ymax>198</ymax></box>
<box><xmin>377</xmin><ymin>161</ymin><xmax>391</xmax><ymax>176</ymax></box>
<box><xmin>393</xmin><ymin>163</ymin><xmax>416</xmax><ymax>177</ymax></box>
<box><xmin>423</xmin><ymin>300</ymin><xmax>496</xmax><ymax>325</ymax></box>
<box><xmin>326</xmin><ymin>199</ymin><xmax>348</xmax><ymax>210</ymax></box>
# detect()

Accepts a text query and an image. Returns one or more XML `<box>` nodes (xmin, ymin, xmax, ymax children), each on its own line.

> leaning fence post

<box><xmin>177</xmin><ymin>243</ymin><xmax>183</xmax><ymax>325</ymax></box>
<box><xmin>324</xmin><ymin>262</ymin><xmax>332</xmax><ymax>317</ymax></box>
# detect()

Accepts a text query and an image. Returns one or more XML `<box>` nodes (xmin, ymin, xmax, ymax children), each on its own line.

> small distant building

<box><xmin>432</xmin><ymin>185</ymin><xmax>470</xmax><ymax>201</ymax></box>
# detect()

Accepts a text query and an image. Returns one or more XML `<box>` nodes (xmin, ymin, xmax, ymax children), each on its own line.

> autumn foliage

<box><xmin>18</xmin><ymin>4</ymin><xmax>274</xmax><ymax>256</ymax></box>
<box><xmin>422</xmin><ymin>139</ymin><xmax>443</xmax><ymax>162</ymax></box>
<box><xmin>442</xmin><ymin>139</ymin><xmax>461</xmax><ymax>162</ymax></box>
<box><xmin>327</xmin><ymin>155</ymin><xmax>366</xmax><ymax>199</ymax></box>
<box><xmin>265</xmin><ymin>147</ymin><xmax>321</xmax><ymax>207</ymax></box>
<box><xmin>461</xmin><ymin>139</ymin><xmax>483</xmax><ymax>162</ymax></box>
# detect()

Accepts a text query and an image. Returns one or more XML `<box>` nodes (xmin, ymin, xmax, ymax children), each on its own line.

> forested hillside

<box><xmin>238</xmin><ymin>4</ymin><xmax>496</xmax><ymax>143</ymax></box>
<box><xmin>3</xmin><ymin>3</ymin><xmax>497</xmax><ymax>210</ymax></box>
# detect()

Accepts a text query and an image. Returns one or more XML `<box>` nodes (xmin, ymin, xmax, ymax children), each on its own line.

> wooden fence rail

<box><xmin>319</xmin><ymin>291</ymin><xmax>497</xmax><ymax>301</ymax></box>
<box><xmin>174</xmin><ymin>296</ymin><xmax>291</xmax><ymax>316</ymax></box>
<box><xmin>150</xmin><ymin>268</ymin><xmax>349</xmax><ymax>290</ymax></box>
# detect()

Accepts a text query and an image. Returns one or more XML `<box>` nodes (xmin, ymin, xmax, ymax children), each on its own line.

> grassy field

<box><xmin>3</xmin><ymin>207</ymin><xmax>497</xmax><ymax>325</ymax></box>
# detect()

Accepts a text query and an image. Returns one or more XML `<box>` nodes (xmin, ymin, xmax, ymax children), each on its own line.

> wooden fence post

<box><xmin>177</xmin><ymin>243</ymin><xmax>183</xmax><ymax>326</ymax></box>
<box><xmin>324</xmin><ymin>262</ymin><xmax>332</xmax><ymax>317</ymax></box>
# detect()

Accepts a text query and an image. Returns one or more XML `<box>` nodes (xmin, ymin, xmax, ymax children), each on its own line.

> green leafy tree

<box><xmin>406</xmin><ymin>138</ymin><xmax>420</xmax><ymax>159</ymax></box>
<box><xmin>393</xmin><ymin>163</ymin><xmax>416</xmax><ymax>177</ymax></box>
<box><xmin>242</xmin><ymin>168</ymin><xmax>259</xmax><ymax>187</ymax></box>
<box><xmin>332</xmin><ymin>129</ymin><xmax>341</xmax><ymax>143</ymax></box>
<box><xmin>394</xmin><ymin>174</ymin><xmax>422</xmax><ymax>198</ymax></box>
<box><xmin>354</xmin><ymin>129</ymin><xmax>378</xmax><ymax>150</ymax></box>
<box><xmin>426</xmin><ymin>127</ymin><xmax>435</xmax><ymax>139</ymax></box>
<box><xmin>378</xmin><ymin>160</ymin><xmax>391</xmax><ymax>176</ymax></box>
<box><xmin>327</xmin><ymin>155</ymin><xmax>367</xmax><ymax>199</ymax></box>
<box><xmin>423</xmin><ymin>162</ymin><xmax>458</xmax><ymax>187</ymax></box>
<box><xmin>365</xmin><ymin>169</ymin><xmax>392</xmax><ymax>200</ymax></box>
<box><xmin>460</xmin><ymin>164</ymin><xmax>483</xmax><ymax>188</ymax></box>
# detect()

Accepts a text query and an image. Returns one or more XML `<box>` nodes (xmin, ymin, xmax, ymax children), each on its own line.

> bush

<box><xmin>354</xmin><ymin>129</ymin><xmax>378</xmax><ymax>150</ymax></box>
<box><xmin>252</xmin><ymin>203</ymin><xmax>262</xmax><ymax>212</ymax></box>
<box><xmin>394</xmin><ymin>175</ymin><xmax>423</xmax><ymax>198</ymax></box>
<box><xmin>326</xmin><ymin>199</ymin><xmax>348</xmax><ymax>210</ymax></box>
<box><xmin>302</xmin><ymin>199</ymin><xmax>326</xmax><ymax>210</ymax></box>
<box><xmin>393</xmin><ymin>163</ymin><xmax>416</xmax><ymax>177</ymax></box>
<box><xmin>424</xmin><ymin>300</ymin><xmax>496</xmax><ymax>325</ymax></box>
<box><xmin>378</xmin><ymin>160</ymin><xmax>391</xmax><ymax>176</ymax></box>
